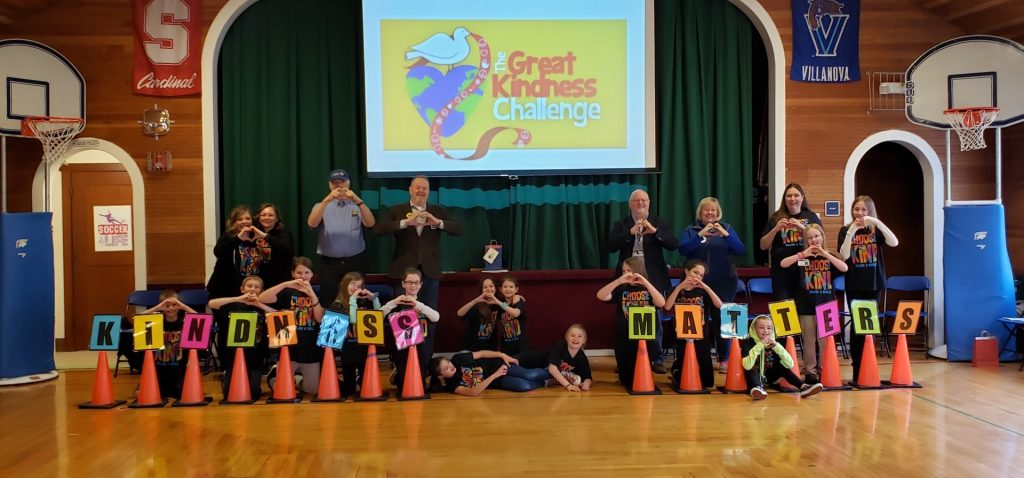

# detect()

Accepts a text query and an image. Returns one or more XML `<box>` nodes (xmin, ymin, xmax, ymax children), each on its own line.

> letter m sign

<box><xmin>628</xmin><ymin>307</ymin><xmax>656</xmax><ymax>340</ymax></box>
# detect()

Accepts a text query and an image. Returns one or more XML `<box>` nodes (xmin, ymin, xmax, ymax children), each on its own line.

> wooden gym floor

<box><xmin>2</xmin><ymin>356</ymin><xmax>1023</xmax><ymax>477</ymax></box>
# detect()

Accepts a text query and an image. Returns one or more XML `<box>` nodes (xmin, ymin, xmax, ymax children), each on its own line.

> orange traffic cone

<box><xmin>174</xmin><ymin>349</ymin><xmax>213</xmax><ymax>406</ymax></box>
<box><xmin>884</xmin><ymin>334</ymin><xmax>922</xmax><ymax>388</ymax></box>
<box><xmin>268</xmin><ymin>346</ymin><xmax>303</xmax><ymax>403</ymax></box>
<box><xmin>717</xmin><ymin>338</ymin><xmax>748</xmax><ymax>394</ymax></box>
<box><xmin>129</xmin><ymin>350</ymin><xmax>167</xmax><ymax>408</ymax></box>
<box><xmin>673</xmin><ymin>339</ymin><xmax>708</xmax><ymax>394</ymax></box>
<box><xmin>819</xmin><ymin>335</ymin><xmax>851</xmax><ymax>390</ymax></box>
<box><xmin>78</xmin><ymin>351</ymin><xmax>126</xmax><ymax>409</ymax></box>
<box><xmin>629</xmin><ymin>340</ymin><xmax>660</xmax><ymax>395</ymax></box>
<box><xmin>222</xmin><ymin>348</ymin><xmax>256</xmax><ymax>404</ymax></box>
<box><xmin>313</xmin><ymin>348</ymin><xmax>344</xmax><ymax>402</ymax></box>
<box><xmin>851</xmin><ymin>335</ymin><xmax>884</xmax><ymax>389</ymax></box>
<box><xmin>775</xmin><ymin>336</ymin><xmax>801</xmax><ymax>392</ymax></box>
<box><xmin>357</xmin><ymin>344</ymin><xmax>387</xmax><ymax>401</ymax></box>
<box><xmin>399</xmin><ymin>344</ymin><xmax>429</xmax><ymax>400</ymax></box>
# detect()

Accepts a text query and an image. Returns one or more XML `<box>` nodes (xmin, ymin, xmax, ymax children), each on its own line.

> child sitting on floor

<box><xmin>742</xmin><ymin>315</ymin><xmax>823</xmax><ymax>400</ymax></box>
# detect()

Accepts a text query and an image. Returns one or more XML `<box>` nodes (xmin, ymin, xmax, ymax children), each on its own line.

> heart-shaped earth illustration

<box><xmin>406</xmin><ymin>64</ymin><xmax>483</xmax><ymax>138</ymax></box>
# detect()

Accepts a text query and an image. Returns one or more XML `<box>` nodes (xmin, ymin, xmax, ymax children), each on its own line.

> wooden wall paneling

<box><xmin>0</xmin><ymin>0</ymin><xmax>229</xmax><ymax>286</ymax></box>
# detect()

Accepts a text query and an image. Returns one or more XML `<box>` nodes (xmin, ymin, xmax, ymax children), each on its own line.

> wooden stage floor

<box><xmin>2</xmin><ymin>356</ymin><xmax>1024</xmax><ymax>477</ymax></box>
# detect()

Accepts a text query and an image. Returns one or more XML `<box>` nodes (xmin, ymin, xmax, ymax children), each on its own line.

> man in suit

<box><xmin>608</xmin><ymin>189</ymin><xmax>678</xmax><ymax>373</ymax></box>
<box><xmin>375</xmin><ymin>175</ymin><xmax>463</xmax><ymax>309</ymax></box>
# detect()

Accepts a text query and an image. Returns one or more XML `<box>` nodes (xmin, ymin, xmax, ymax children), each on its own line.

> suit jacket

<box><xmin>608</xmin><ymin>213</ymin><xmax>678</xmax><ymax>293</ymax></box>
<box><xmin>375</xmin><ymin>203</ymin><xmax>463</xmax><ymax>279</ymax></box>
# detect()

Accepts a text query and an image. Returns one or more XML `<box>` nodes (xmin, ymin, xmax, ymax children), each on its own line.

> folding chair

<box><xmin>366</xmin><ymin>284</ymin><xmax>395</xmax><ymax>303</ymax></box>
<box><xmin>882</xmin><ymin>275</ymin><xmax>931</xmax><ymax>358</ymax></box>
<box><xmin>178</xmin><ymin>288</ymin><xmax>209</xmax><ymax>311</ymax></box>
<box><xmin>116</xmin><ymin>290</ymin><xmax>162</xmax><ymax>377</ymax></box>
<box><xmin>735</xmin><ymin>278</ymin><xmax>748</xmax><ymax>303</ymax></box>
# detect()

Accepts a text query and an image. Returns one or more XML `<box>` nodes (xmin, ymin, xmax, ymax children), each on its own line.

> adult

<box><xmin>307</xmin><ymin>169</ymin><xmax>376</xmax><ymax>306</ymax></box>
<box><xmin>607</xmin><ymin>189</ymin><xmax>678</xmax><ymax>373</ymax></box>
<box><xmin>375</xmin><ymin>175</ymin><xmax>463</xmax><ymax>310</ymax></box>
<box><xmin>254</xmin><ymin>202</ymin><xmax>295</xmax><ymax>288</ymax></box>
<box><xmin>678</xmin><ymin>197</ymin><xmax>746</xmax><ymax>372</ymax></box>
<box><xmin>759</xmin><ymin>183</ymin><xmax>822</xmax><ymax>300</ymax></box>
<box><xmin>207</xmin><ymin>205</ymin><xmax>264</xmax><ymax>300</ymax></box>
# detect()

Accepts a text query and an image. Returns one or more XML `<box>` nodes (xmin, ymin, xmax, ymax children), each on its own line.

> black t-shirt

<box><xmin>442</xmin><ymin>352</ymin><xmax>504</xmax><ymax>393</ymax></box>
<box><xmin>462</xmin><ymin>304</ymin><xmax>500</xmax><ymax>351</ymax></box>
<box><xmin>499</xmin><ymin>300</ymin><xmax>527</xmax><ymax>354</ymax></box>
<box><xmin>838</xmin><ymin>225</ymin><xmax>886</xmax><ymax>292</ymax></box>
<box><xmin>273</xmin><ymin>287</ymin><xmax>320</xmax><ymax>363</ymax></box>
<box><xmin>546</xmin><ymin>341</ymin><xmax>592</xmax><ymax>381</ymax></box>
<box><xmin>156</xmin><ymin>311</ymin><xmax>185</xmax><ymax>366</ymax></box>
<box><xmin>762</xmin><ymin>210</ymin><xmax>822</xmax><ymax>292</ymax></box>
<box><xmin>794</xmin><ymin>256</ymin><xmax>838</xmax><ymax>314</ymax></box>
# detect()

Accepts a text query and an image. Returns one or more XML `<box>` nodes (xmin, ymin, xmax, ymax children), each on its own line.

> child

<box><xmin>382</xmin><ymin>268</ymin><xmax>440</xmax><ymax>393</ymax></box>
<box><xmin>259</xmin><ymin>256</ymin><xmax>325</xmax><ymax>395</ymax></box>
<box><xmin>838</xmin><ymin>195</ymin><xmax>899</xmax><ymax>382</ymax></box>
<box><xmin>742</xmin><ymin>315</ymin><xmax>823</xmax><ymax>400</ymax></box>
<box><xmin>429</xmin><ymin>351</ymin><xmax>550</xmax><ymax>396</ymax></box>
<box><xmin>546</xmin><ymin>324</ymin><xmax>592</xmax><ymax>392</ymax></box>
<box><xmin>596</xmin><ymin>256</ymin><xmax>666</xmax><ymax>389</ymax></box>
<box><xmin>456</xmin><ymin>277</ymin><xmax>501</xmax><ymax>351</ymax></box>
<box><xmin>665</xmin><ymin>259</ymin><xmax>723</xmax><ymax>390</ymax></box>
<box><xmin>780</xmin><ymin>224</ymin><xmax>848</xmax><ymax>383</ymax></box>
<box><xmin>496</xmin><ymin>276</ymin><xmax>528</xmax><ymax>355</ymax></box>
<box><xmin>140</xmin><ymin>289</ymin><xmax>198</xmax><ymax>400</ymax></box>
<box><xmin>209</xmin><ymin>275</ymin><xmax>275</xmax><ymax>398</ymax></box>
<box><xmin>329</xmin><ymin>272</ymin><xmax>381</xmax><ymax>396</ymax></box>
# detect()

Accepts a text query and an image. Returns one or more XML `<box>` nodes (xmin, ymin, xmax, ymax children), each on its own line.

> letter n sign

<box><xmin>90</xmin><ymin>315</ymin><xmax>121</xmax><ymax>351</ymax></box>
<box><xmin>181</xmin><ymin>313</ymin><xmax>213</xmax><ymax>349</ymax></box>
<box><xmin>628</xmin><ymin>306</ymin><xmax>656</xmax><ymax>340</ymax></box>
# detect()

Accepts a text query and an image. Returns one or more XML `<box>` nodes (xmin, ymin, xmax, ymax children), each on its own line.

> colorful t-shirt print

<box><xmin>237</xmin><ymin>243</ymin><xmax>262</xmax><ymax>277</ymax></box>
<box><xmin>501</xmin><ymin>310</ymin><xmax>521</xmax><ymax>341</ymax></box>
<box><xmin>619</xmin><ymin>287</ymin><xmax>653</xmax><ymax>319</ymax></box>
<box><xmin>780</xmin><ymin>218</ymin><xmax>811</xmax><ymax>248</ymax></box>
<box><xmin>479</xmin><ymin>309</ymin><xmax>497</xmax><ymax>340</ymax></box>
<box><xmin>291</xmin><ymin>294</ymin><xmax>316</xmax><ymax>328</ymax></box>
<box><xmin>849</xmin><ymin>230</ymin><xmax>878</xmax><ymax>268</ymax></box>
<box><xmin>156</xmin><ymin>318</ymin><xmax>182</xmax><ymax>366</ymax></box>
<box><xmin>802</xmin><ymin>257</ymin><xmax>834</xmax><ymax>296</ymax></box>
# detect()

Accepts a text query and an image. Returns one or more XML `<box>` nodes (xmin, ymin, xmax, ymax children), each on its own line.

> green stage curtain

<box><xmin>218</xmin><ymin>0</ymin><xmax>755</xmax><ymax>276</ymax></box>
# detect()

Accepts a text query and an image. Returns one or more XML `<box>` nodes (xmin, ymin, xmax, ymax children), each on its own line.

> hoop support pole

<box><xmin>996</xmin><ymin>127</ymin><xmax>1002</xmax><ymax>204</ymax></box>
<box><xmin>945</xmin><ymin>129</ymin><xmax>951</xmax><ymax>207</ymax></box>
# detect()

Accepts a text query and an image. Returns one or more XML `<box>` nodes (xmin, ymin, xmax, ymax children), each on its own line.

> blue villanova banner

<box><xmin>791</xmin><ymin>0</ymin><xmax>860</xmax><ymax>83</ymax></box>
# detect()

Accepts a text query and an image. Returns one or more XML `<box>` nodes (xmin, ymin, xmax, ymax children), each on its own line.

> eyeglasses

<box><xmin>403</xmin><ymin>280</ymin><xmax>421</xmax><ymax>285</ymax></box>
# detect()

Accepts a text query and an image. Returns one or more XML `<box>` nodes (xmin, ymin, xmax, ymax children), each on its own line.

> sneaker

<box><xmin>799</xmin><ymin>382</ymin><xmax>824</xmax><ymax>398</ymax></box>
<box><xmin>560</xmin><ymin>371</ymin><xmax>582</xmax><ymax>386</ymax></box>
<box><xmin>718</xmin><ymin>363</ymin><xmax>729</xmax><ymax>374</ymax></box>
<box><xmin>653</xmin><ymin>361</ymin><xmax>667</xmax><ymax>374</ymax></box>
<box><xmin>803</xmin><ymin>373</ymin><xmax>820</xmax><ymax>385</ymax></box>
<box><xmin>750</xmin><ymin>386</ymin><xmax>767</xmax><ymax>400</ymax></box>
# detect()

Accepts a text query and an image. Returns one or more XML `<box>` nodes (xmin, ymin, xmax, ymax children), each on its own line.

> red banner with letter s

<box><xmin>133</xmin><ymin>0</ymin><xmax>202</xmax><ymax>96</ymax></box>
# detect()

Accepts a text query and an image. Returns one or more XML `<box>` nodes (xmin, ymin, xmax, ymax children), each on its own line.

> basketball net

<box><xmin>23</xmin><ymin>117</ymin><xmax>85</xmax><ymax>164</ymax></box>
<box><xmin>943</xmin><ymin>107</ymin><xmax>999</xmax><ymax>152</ymax></box>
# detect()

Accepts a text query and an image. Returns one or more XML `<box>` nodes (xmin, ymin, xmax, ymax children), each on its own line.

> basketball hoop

<box><xmin>943</xmin><ymin>107</ymin><xmax>999</xmax><ymax>151</ymax></box>
<box><xmin>21</xmin><ymin>116</ymin><xmax>85</xmax><ymax>164</ymax></box>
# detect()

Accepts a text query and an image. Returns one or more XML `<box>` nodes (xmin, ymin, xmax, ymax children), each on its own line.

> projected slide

<box><xmin>362</xmin><ymin>0</ymin><xmax>654</xmax><ymax>177</ymax></box>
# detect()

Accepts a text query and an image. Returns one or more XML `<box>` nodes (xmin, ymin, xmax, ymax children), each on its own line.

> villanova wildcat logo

<box><xmin>804</xmin><ymin>0</ymin><xmax>848</xmax><ymax>57</ymax></box>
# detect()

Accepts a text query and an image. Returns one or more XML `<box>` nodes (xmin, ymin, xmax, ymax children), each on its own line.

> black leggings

<box><xmin>745</xmin><ymin>361</ymin><xmax>804</xmax><ymax>390</ymax></box>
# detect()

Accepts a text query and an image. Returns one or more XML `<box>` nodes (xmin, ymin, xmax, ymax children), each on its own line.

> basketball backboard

<box><xmin>0</xmin><ymin>39</ymin><xmax>86</xmax><ymax>136</ymax></box>
<box><xmin>906</xmin><ymin>35</ymin><xmax>1024</xmax><ymax>130</ymax></box>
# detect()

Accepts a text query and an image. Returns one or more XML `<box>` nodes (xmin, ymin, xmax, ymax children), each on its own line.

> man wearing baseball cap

<box><xmin>307</xmin><ymin>168</ymin><xmax>376</xmax><ymax>304</ymax></box>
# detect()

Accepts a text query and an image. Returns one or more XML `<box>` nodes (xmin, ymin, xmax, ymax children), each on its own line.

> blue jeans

<box><xmin>496</xmin><ymin>365</ymin><xmax>549</xmax><ymax>392</ymax></box>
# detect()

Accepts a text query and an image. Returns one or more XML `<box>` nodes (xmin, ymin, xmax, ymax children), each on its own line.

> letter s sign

<box><xmin>144</xmin><ymin>0</ymin><xmax>191</xmax><ymax>65</ymax></box>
